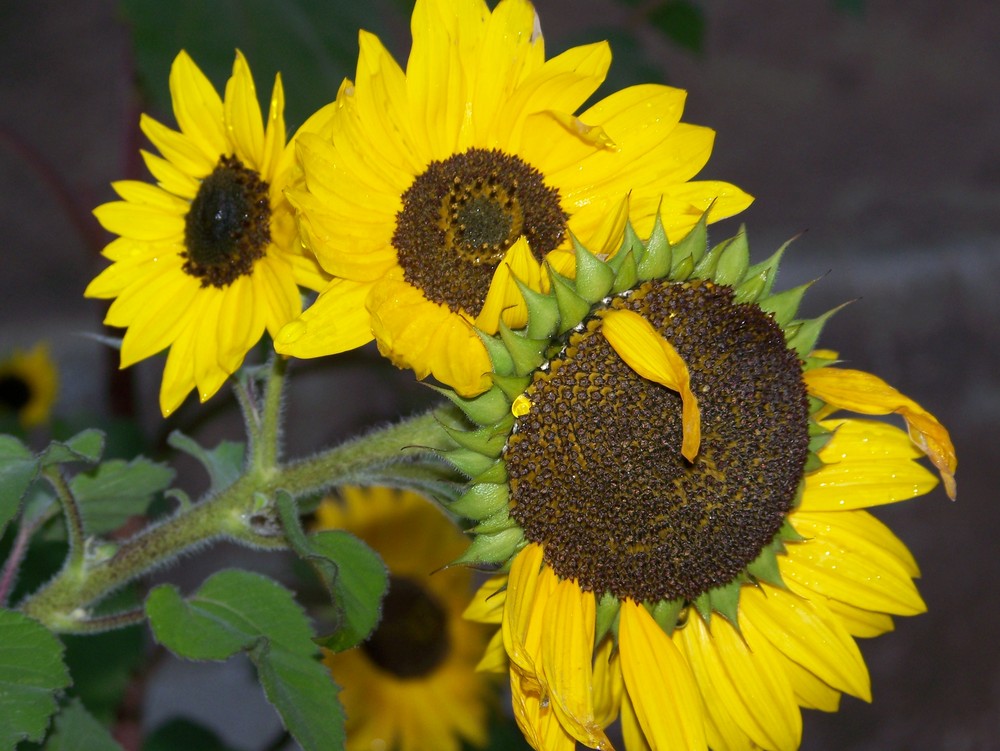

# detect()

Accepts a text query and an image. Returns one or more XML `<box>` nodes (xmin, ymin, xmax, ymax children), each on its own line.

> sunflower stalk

<box><xmin>18</xmin><ymin>405</ymin><xmax>454</xmax><ymax>633</ymax></box>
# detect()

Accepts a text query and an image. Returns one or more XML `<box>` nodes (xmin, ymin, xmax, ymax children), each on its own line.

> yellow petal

<box><xmin>475</xmin><ymin>629</ymin><xmax>508</xmax><ymax>673</ymax></box>
<box><xmin>475</xmin><ymin>236</ymin><xmax>543</xmax><ymax>333</ymax></box>
<box><xmin>274</xmin><ymin>278</ymin><xmax>375</xmax><ymax>358</ymax></box>
<box><xmin>677</xmin><ymin>610</ymin><xmax>801</xmax><ymax>751</ymax></box>
<box><xmin>740</xmin><ymin>583</ymin><xmax>872</xmax><ymax>702</ymax></box>
<box><xmin>804</xmin><ymin>367</ymin><xmax>956</xmax><ymax>499</ymax></box>
<box><xmin>540</xmin><ymin>579</ymin><xmax>611</xmax><ymax>749</ymax></box>
<box><xmin>620</xmin><ymin>689</ymin><xmax>653</xmax><ymax>751</ymax></box>
<box><xmin>259</xmin><ymin>72</ymin><xmax>286</xmax><ymax>181</ymax></box>
<box><xmin>224</xmin><ymin>50</ymin><xmax>265</xmax><ymax>171</ymax></box>
<box><xmin>93</xmin><ymin>200</ymin><xmax>184</xmax><ymax>241</ymax></box>
<box><xmin>140</xmin><ymin>113</ymin><xmax>215</xmax><ymax>177</ymax></box>
<box><xmin>140</xmin><ymin>150</ymin><xmax>199</xmax><ymax>199</ymax></box>
<box><xmin>510</xmin><ymin>666</ymin><xmax>577</xmax><ymax>751</ymax></box>
<box><xmin>168</xmin><ymin>50</ymin><xmax>226</xmax><ymax>160</ymax></box>
<box><xmin>620</xmin><ymin>600</ymin><xmax>706</xmax><ymax>750</ymax></box>
<box><xmin>600</xmin><ymin>309</ymin><xmax>701</xmax><ymax>461</ymax></box>
<box><xmin>464</xmin><ymin>575</ymin><xmax>507</xmax><ymax>624</ymax></box>
<box><xmin>592</xmin><ymin>637</ymin><xmax>623</xmax><ymax>728</ymax></box>
<box><xmin>110</xmin><ymin>180</ymin><xmax>190</xmax><ymax>212</ymax></box>
<box><xmin>792</xmin><ymin>509</ymin><xmax>920</xmax><ymax>578</ymax></box>
<box><xmin>502</xmin><ymin>543</ymin><xmax>546</xmax><ymax>677</ymax></box>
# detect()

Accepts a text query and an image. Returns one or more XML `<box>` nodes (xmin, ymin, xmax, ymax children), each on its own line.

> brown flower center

<box><xmin>504</xmin><ymin>280</ymin><xmax>810</xmax><ymax>602</ymax></box>
<box><xmin>361</xmin><ymin>575</ymin><xmax>450</xmax><ymax>679</ymax></box>
<box><xmin>182</xmin><ymin>155</ymin><xmax>271</xmax><ymax>288</ymax></box>
<box><xmin>393</xmin><ymin>148</ymin><xmax>567</xmax><ymax>317</ymax></box>
<box><xmin>0</xmin><ymin>374</ymin><xmax>31</xmax><ymax>412</ymax></box>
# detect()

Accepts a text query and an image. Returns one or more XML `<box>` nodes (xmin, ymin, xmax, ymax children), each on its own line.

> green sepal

<box><xmin>803</xmin><ymin>452</ymin><xmax>825</xmax><ymax>473</ymax></box>
<box><xmin>470</xmin><ymin>460</ymin><xmax>508</xmax><ymax>485</ymax></box>
<box><xmin>609</xmin><ymin>249</ymin><xmax>640</xmax><ymax>295</ymax></box>
<box><xmin>692</xmin><ymin>235</ymin><xmax>727</xmax><ymax>280</ymax></box>
<box><xmin>707</xmin><ymin>578</ymin><xmax>744</xmax><ymax>628</ymax></box>
<box><xmin>670</xmin><ymin>209</ymin><xmax>709</xmax><ymax>273</ymax></box>
<box><xmin>594</xmin><ymin>593</ymin><xmax>621</xmax><ymax>646</ymax></box>
<box><xmin>491</xmin><ymin>372</ymin><xmax>533</xmax><ymax>402</ymax></box>
<box><xmin>498</xmin><ymin>323</ymin><xmax>549</xmax><ymax>376</ymax></box>
<box><xmin>778</xmin><ymin>516</ymin><xmax>806</xmax><ymax>543</ymax></box>
<box><xmin>440</xmin><ymin>416</ymin><xmax>511</xmax><ymax>459</ymax></box>
<box><xmin>733</xmin><ymin>271</ymin><xmax>768</xmax><ymax>304</ymax></box>
<box><xmin>514</xmin><ymin>277</ymin><xmax>561</xmax><ymax>341</ymax></box>
<box><xmin>807</xmin><ymin>395</ymin><xmax>827</xmax><ymax>416</ymax></box>
<box><xmin>547</xmin><ymin>265</ymin><xmax>593</xmax><ymax>333</ymax></box>
<box><xmin>637</xmin><ymin>211</ymin><xmax>672</xmax><ymax>281</ymax></box>
<box><xmin>453</xmin><ymin>526</ymin><xmax>524</xmax><ymax>567</ymax></box>
<box><xmin>471</xmin><ymin>505</ymin><xmax>514</xmax><ymax>534</ymax></box>
<box><xmin>441</xmin><ymin>447</ymin><xmax>500</xmax><ymax>478</ymax></box>
<box><xmin>574</xmin><ymin>237</ymin><xmax>616</xmax><ymax>303</ymax></box>
<box><xmin>808</xmin><ymin>421</ymin><xmax>834</xmax><ymax>454</ymax></box>
<box><xmin>611</xmin><ymin>221</ymin><xmax>645</xmax><ymax>271</ymax></box>
<box><xmin>758</xmin><ymin>280</ymin><xmax>814</xmax><ymax>327</ymax></box>
<box><xmin>449</xmin><ymin>482</ymin><xmax>509</xmax><ymax>521</ymax></box>
<box><xmin>476</xmin><ymin>330</ymin><xmax>515</xmax><ymax>377</ymax></box>
<box><xmin>744</xmin><ymin>234</ymin><xmax>797</xmax><ymax>299</ymax></box>
<box><xmin>428</xmin><ymin>384</ymin><xmax>510</xmax><ymax>427</ymax></box>
<box><xmin>787</xmin><ymin>303</ymin><xmax>849</xmax><ymax>359</ymax></box>
<box><xmin>711</xmin><ymin>226</ymin><xmax>750</xmax><ymax>287</ymax></box>
<box><xmin>647</xmin><ymin>598</ymin><xmax>685</xmax><ymax>636</ymax></box>
<box><xmin>746</xmin><ymin>538</ymin><xmax>786</xmax><ymax>588</ymax></box>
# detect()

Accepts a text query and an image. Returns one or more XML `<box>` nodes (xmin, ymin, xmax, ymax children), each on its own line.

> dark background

<box><xmin>1</xmin><ymin>1</ymin><xmax>998</xmax><ymax>749</ymax></box>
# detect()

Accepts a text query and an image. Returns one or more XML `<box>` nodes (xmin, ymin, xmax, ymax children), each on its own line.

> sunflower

<box><xmin>0</xmin><ymin>342</ymin><xmax>58</xmax><ymax>428</ymax></box>
<box><xmin>274</xmin><ymin>0</ymin><xmax>752</xmax><ymax>398</ymax></box>
<box><xmin>84</xmin><ymin>51</ymin><xmax>328</xmax><ymax>416</ymax></box>
<box><xmin>443</xmin><ymin>214</ymin><xmax>957</xmax><ymax>751</ymax></box>
<box><xmin>316</xmin><ymin>487</ymin><xmax>493</xmax><ymax>751</ymax></box>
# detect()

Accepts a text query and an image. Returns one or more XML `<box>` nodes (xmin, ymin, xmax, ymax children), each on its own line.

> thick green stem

<box><xmin>43</xmin><ymin>467</ymin><xmax>86</xmax><ymax>570</ymax></box>
<box><xmin>19</xmin><ymin>411</ymin><xmax>450</xmax><ymax>632</ymax></box>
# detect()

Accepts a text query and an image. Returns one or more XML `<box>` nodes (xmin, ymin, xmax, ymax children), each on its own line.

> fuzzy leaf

<box><xmin>167</xmin><ymin>432</ymin><xmax>245</xmax><ymax>492</ymax></box>
<box><xmin>146</xmin><ymin>571</ymin><xmax>344</xmax><ymax>751</ymax></box>
<box><xmin>0</xmin><ymin>434</ymin><xmax>36</xmax><ymax>537</ymax></box>
<box><xmin>38</xmin><ymin>430</ymin><xmax>105</xmax><ymax>468</ymax></box>
<box><xmin>0</xmin><ymin>608</ymin><xmax>72</xmax><ymax>748</ymax></box>
<box><xmin>275</xmin><ymin>491</ymin><xmax>387</xmax><ymax>653</ymax></box>
<box><xmin>69</xmin><ymin>458</ymin><xmax>174</xmax><ymax>535</ymax></box>
<box><xmin>143</xmin><ymin>718</ymin><xmax>239</xmax><ymax>751</ymax></box>
<box><xmin>42</xmin><ymin>698</ymin><xmax>123</xmax><ymax>751</ymax></box>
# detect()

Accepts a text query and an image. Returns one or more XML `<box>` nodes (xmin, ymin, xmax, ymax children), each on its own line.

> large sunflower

<box><xmin>0</xmin><ymin>342</ymin><xmax>58</xmax><ymax>428</ymax></box>
<box><xmin>85</xmin><ymin>51</ymin><xmax>327</xmax><ymax>416</ymax></box>
<box><xmin>316</xmin><ymin>487</ymin><xmax>493</xmax><ymax>751</ymax></box>
<box><xmin>275</xmin><ymin>0</ymin><xmax>752</xmax><ymax>397</ymax></box>
<box><xmin>443</xmin><ymin>215</ymin><xmax>957</xmax><ymax>751</ymax></box>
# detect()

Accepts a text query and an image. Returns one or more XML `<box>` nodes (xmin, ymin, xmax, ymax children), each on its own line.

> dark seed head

<box><xmin>0</xmin><ymin>374</ymin><xmax>31</xmax><ymax>412</ymax></box>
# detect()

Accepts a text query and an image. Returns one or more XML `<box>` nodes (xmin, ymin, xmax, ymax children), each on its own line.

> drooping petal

<box><xmin>501</xmin><ymin>543</ymin><xmax>546</xmax><ymax>677</ymax></box>
<box><xmin>804</xmin><ymin>367</ymin><xmax>957</xmax><ymax>499</ymax></box>
<box><xmin>620</xmin><ymin>600</ymin><xmax>706</xmax><ymax>750</ymax></box>
<box><xmin>274</xmin><ymin>278</ymin><xmax>375</xmax><ymax>358</ymax></box>
<box><xmin>476</xmin><ymin>236</ymin><xmax>544</xmax><ymax>333</ymax></box>
<box><xmin>600</xmin><ymin>308</ymin><xmax>701</xmax><ymax>460</ymax></box>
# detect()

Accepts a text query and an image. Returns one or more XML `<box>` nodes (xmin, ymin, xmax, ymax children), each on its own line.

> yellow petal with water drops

<box><xmin>502</xmin><ymin>544</ymin><xmax>546</xmax><ymax>676</ymax></box>
<box><xmin>678</xmin><ymin>609</ymin><xmax>801</xmax><ymax>751</ymax></box>
<box><xmin>600</xmin><ymin>309</ymin><xmax>701</xmax><ymax>461</ymax></box>
<box><xmin>464</xmin><ymin>575</ymin><xmax>507</xmax><ymax>624</ymax></box>
<box><xmin>476</xmin><ymin>629</ymin><xmax>508</xmax><ymax>674</ymax></box>
<box><xmin>804</xmin><ymin>367</ymin><xmax>956</xmax><ymax>499</ymax></box>
<box><xmin>140</xmin><ymin>114</ymin><xmax>215</xmax><ymax>177</ymax></box>
<box><xmin>476</xmin><ymin>237</ymin><xmax>543</xmax><ymax>334</ymax></box>
<box><xmin>792</xmin><ymin>509</ymin><xmax>920</xmax><ymax>577</ymax></box>
<box><xmin>169</xmin><ymin>50</ymin><xmax>226</xmax><ymax>161</ymax></box>
<box><xmin>592</xmin><ymin>637</ymin><xmax>623</xmax><ymax>729</ymax></box>
<box><xmin>741</xmin><ymin>583</ymin><xmax>871</xmax><ymax>702</ymax></box>
<box><xmin>224</xmin><ymin>51</ymin><xmax>265</xmax><ymax>171</ymax></box>
<box><xmin>765</xmin><ymin>639</ymin><xmax>842</xmax><ymax>712</ymax></box>
<box><xmin>780</xmin><ymin>539</ymin><xmax>925</xmax><ymax>617</ymax></box>
<box><xmin>541</xmin><ymin>579</ymin><xmax>611</xmax><ymax>749</ymax></box>
<box><xmin>274</xmin><ymin>278</ymin><xmax>375</xmax><ymax>359</ymax></box>
<box><xmin>159</xmin><ymin>316</ymin><xmax>198</xmax><ymax>416</ymax></box>
<box><xmin>807</xmin><ymin>589</ymin><xmax>896</xmax><ymax>639</ymax></box>
<box><xmin>620</xmin><ymin>600</ymin><xmax>706</xmax><ymax>750</ymax></box>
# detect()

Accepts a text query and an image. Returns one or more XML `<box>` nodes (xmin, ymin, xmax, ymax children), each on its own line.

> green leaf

<box><xmin>0</xmin><ymin>434</ymin><xmax>36</xmax><ymax>538</ymax></box>
<box><xmin>41</xmin><ymin>698</ymin><xmax>123</xmax><ymax>751</ymax></box>
<box><xmin>37</xmin><ymin>430</ymin><xmax>105</xmax><ymax>468</ymax></box>
<box><xmin>69</xmin><ymin>459</ymin><xmax>174</xmax><ymax>535</ymax></box>
<box><xmin>167</xmin><ymin>432</ymin><xmax>245</xmax><ymax>493</ymax></box>
<box><xmin>146</xmin><ymin>571</ymin><xmax>344</xmax><ymax>751</ymax></box>
<box><xmin>143</xmin><ymin>718</ymin><xmax>239</xmax><ymax>751</ymax></box>
<box><xmin>275</xmin><ymin>492</ymin><xmax>387</xmax><ymax>652</ymax></box>
<box><xmin>0</xmin><ymin>609</ymin><xmax>71</xmax><ymax>748</ymax></box>
<box><xmin>62</xmin><ymin>626</ymin><xmax>145</xmax><ymax>725</ymax></box>
<box><xmin>648</xmin><ymin>1</ymin><xmax>706</xmax><ymax>55</ymax></box>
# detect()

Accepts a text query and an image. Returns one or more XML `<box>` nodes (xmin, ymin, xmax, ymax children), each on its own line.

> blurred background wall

<box><xmin>1</xmin><ymin>0</ymin><xmax>998</xmax><ymax>748</ymax></box>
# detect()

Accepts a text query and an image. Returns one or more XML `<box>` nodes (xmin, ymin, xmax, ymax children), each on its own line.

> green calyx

<box><xmin>437</xmin><ymin>208</ymin><xmax>846</xmax><ymax>634</ymax></box>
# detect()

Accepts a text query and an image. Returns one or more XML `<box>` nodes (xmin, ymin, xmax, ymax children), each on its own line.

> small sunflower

<box><xmin>275</xmin><ymin>0</ymin><xmax>752</xmax><ymax>397</ymax></box>
<box><xmin>442</xmin><ymin>214</ymin><xmax>957</xmax><ymax>751</ymax></box>
<box><xmin>0</xmin><ymin>342</ymin><xmax>58</xmax><ymax>428</ymax></box>
<box><xmin>316</xmin><ymin>487</ymin><xmax>493</xmax><ymax>751</ymax></box>
<box><xmin>85</xmin><ymin>51</ymin><xmax>328</xmax><ymax>416</ymax></box>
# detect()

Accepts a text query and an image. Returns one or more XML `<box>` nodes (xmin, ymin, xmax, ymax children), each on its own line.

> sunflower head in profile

<box><xmin>442</xmin><ymin>213</ymin><xmax>957</xmax><ymax>751</ymax></box>
<box><xmin>316</xmin><ymin>487</ymin><xmax>494</xmax><ymax>751</ymax></box>
<box><xmin>0</xmin><ymin>342</ymin><xmax>58</xmax><ymax>429</ymax></box>
<box><xmin>274</xmin><ymin>0</ymin><xmax>753</xmax><ymax>398</ymax></box>
<box><xmin>85</xmin><ymin>50</ymin><xmax>328</xmax><ymax>416</ymax></box>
